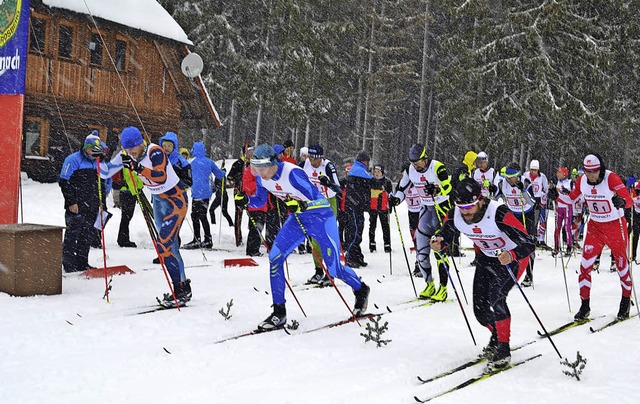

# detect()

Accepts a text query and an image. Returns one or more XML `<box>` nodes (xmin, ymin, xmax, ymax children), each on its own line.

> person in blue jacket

<box><xmin>184</xmin><ymin>142</ymin><xmax>226</xmax><ymax>249</ymax></box>
<box><xmin>235</xmin><ymin>144</ymin><xmax>370</xmax><ymax>331</ymax></box>
<box><xmin>59</xmin><ymin>133</ymin><xmax>107</xmax><ymax>272</ymax></box>
<box><xmin>159</xmin><ymin>131</ymin><xmax>192</xmax><ymax>187</ymax></box>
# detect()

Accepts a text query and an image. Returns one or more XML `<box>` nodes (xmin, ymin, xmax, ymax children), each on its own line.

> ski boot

<box><xmin>307</xmin><ymin>270</ymin><xmax>324</xmax><ymax>284</ymax></box>
<box><xmin>419</xmin><ymin>281</ymin><xmax>436</xmax><ymax>299</ymax></box>
<box><xmin>183</xmin><ymin>239</ymin><xmax>201</xmax><ymax>250</ymax></box>
<box><xmin>370</xmin><ymin>242</ymin><xmax>376</xmax><ymax>253</ymax></box>
<box><xmin>158</xmin><ymin>279</ymin><xmax>192</xmax><ymax>308</ymax></box>
<box><xmin>616</xmin><ymin>296</ymin><xmax>631</xmax><ymax>320</ymax></box>
<box><xmin>318</xmin><ymin>274</ymin><xmax>333</xmax><ymax>287</ymax></box>
<box><xmin>384</xmin><ymin>244</ymin><xmax>391</xmax><ymax>253</ymax></box>
<box><xmin>200</xmin><ymin>236</ymin><xmax>213</xmax><ymax>249</ymax></box>
<box><xmin>486</xmin><ymin>342</ymin><xmax>511</xmax><ymax>372</ymax></box>
<box><xmin>258</xmin><ymin>304</ymin><xmax>287</xmax><ymax>331</ymax></box>
<box><xmin>353</xmin><ymin>282</ymin><xmax>370</xmax><ymax>316</ymax></box>
<box><xmin>573</xmin><ymin>299</ymin><xmax>590</xmax><ymax>321</ymax></box>
<box><xmin>521</xmin><ymin>276</ymin><xmax>533</xmax><ymax>288</ymax></box>
<box><xmin>610</xmin><ymin>260</ymin><xmax>617</xmax><ymax>273</ymax></box>
<box><xmin>431</xmin><ymin>285</ymin><xmax>448</xmax><ymax>302</ymax></box>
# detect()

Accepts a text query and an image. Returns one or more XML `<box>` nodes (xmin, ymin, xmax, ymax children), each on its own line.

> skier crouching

<box><xmin>430</xmin><ymin>178</ymin><xmax>535</xmax><ymax>370</ymax></box>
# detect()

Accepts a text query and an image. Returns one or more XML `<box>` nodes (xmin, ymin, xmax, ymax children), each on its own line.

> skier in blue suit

<box><xmin>235</xmin><ymin>144</ymin><xmax>370</xmax><ymax>331</ymax></box>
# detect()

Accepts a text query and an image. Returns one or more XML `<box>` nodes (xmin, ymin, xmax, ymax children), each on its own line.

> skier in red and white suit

<box><xmin>567</xmin><ymin>153</ymin><xmax>633</xmax><ymax>321</ymax></box>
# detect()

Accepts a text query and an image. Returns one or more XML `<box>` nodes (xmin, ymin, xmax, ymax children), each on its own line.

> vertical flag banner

<box><xmin>0</xmin><ymin>0</ymin><xmax>30</xmax><ymax>224</ymax></box>
<box><xmin>0</xmin><ymin>0</ymin><xmax>29</xmax><ymax>94</ymax></box>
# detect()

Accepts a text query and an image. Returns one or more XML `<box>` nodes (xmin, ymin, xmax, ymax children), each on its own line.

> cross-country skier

<box><xmin>567</xmin><ymin>154</ymin><xmax>633</xmax><ymax>321</ymax></box>
<box><xmin>389</xmin><ymin>144</ymin><xmax>452</xmax><ymax>301</ymax></box>
<box><xmin>523</xmin><ymin>160</ymin><xmax>549</xmax><ymax>249</ymax></box>
<box><xmin>235</xmin><ymin>144</ymin><xmax>370</xmax><ymax>331</ymax></box>
<box><xmin>430</xmin><ymin>178</ymin><xmax>535</xmax><ymax>371</ymax></box>
<box><xmin>547</xmin><ymin>167</ymin><xmax>574</xmax><ymax>257</ymax></box>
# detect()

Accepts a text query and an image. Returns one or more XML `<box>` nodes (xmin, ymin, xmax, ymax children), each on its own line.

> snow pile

<box><xmin>42</xmin><ymin>0</ymin><xmax>192</xmax><ymax>45</ymax></box>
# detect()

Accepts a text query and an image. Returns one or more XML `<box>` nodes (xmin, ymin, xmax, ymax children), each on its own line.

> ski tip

<box><xmin>377</xmin><ymin>279</ymin><xmax>382</xmax><ymax>283</ymax></box>
<box><xmin>374</xmin><ymin>303</ymin><xmax>379</xmax><ymax>309</ymax></box>
<box><xmin>413</xmin><ymin>396</ymin><xmax>426</xmax><ymax>403</ymax></box>
<box><xmin>253</xmin><ymin>286</ymin><xmax>259</xmax><ymax>292</ymax></box>
<box><xmin>386</xmin><ymin>306</ymin><xmax>392</xmax><ymax>313</ymax></box>
<box><xmin>163</xmin><ymin>347</ymin><xmax>171</xmax><ymax>354</ymax></box>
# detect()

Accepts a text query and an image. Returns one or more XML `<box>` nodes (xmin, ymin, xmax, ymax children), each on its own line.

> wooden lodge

<box><xmin>22</xmin><ymin>0</ymin><xmax>220</xmax><ymax>182</ymax></box>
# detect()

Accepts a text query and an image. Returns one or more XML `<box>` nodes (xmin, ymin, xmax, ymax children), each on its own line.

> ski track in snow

<box><xmin>2</xmin><ymin>179</ymin><xmax>639</xmax><ymax>403</ymax></box>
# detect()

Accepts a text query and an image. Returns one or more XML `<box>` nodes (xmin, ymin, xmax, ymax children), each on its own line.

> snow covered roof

<box><xmin>41</xmin><ymin>0</ymin><xmax>192</xmax><ymax>45</ymax></box>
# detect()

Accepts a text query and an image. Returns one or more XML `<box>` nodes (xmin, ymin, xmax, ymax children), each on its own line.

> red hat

<box><xmin>557</xmin><ymin>167</ymin><xmax>568</xmax><ymax>177</ymax></box>
<box><xmin>583</xmin><ymin>154</ymin><xmax>601</xmax><ymax>171</ymax></box>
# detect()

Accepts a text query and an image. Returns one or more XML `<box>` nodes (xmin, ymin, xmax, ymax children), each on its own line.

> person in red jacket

<box><xmin>567</xmin><ymin>154</ymin><xmax>634</xmax><ymax>321</ymax></box>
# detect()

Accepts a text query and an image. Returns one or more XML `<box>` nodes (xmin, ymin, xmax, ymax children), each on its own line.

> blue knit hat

<box><xmin>308</xmin><ymin>144</ymin><xmax>324</xmax><ymax>158</ymax></box>
<box><xmin>251</xmin><ymin>144</ymin><xmax>277</xmax><ymax>167</ymax></box>
<box><xmin>121</xmin><ymin>126</ymin><xmax>143</xmax><ymax>149</ymax></box>
<box><xmin>84</xmin><ymin>132</ymin><xmax>100</xmax><ymax>149</ymax></box>
<box><xmin>273</xmin><ymin>144</ymin><xmax>286</xmax><ymax>156</ymax></box>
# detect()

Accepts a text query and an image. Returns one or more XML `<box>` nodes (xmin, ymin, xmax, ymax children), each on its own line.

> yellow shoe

<box><xmin>431</xmin><ymin>285</ymin><xmax>448</xmax><ymax>302</ymax></box>
<box><xmin>419</xmin><ymin>281</ymin><xmax>436</xmax><ymax>299</ymax></box>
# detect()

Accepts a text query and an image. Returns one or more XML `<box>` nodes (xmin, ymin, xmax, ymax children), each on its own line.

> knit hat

<box><xmin>121</xmin><ymin>126</ymin><xmax>143</xmax><ymax>149</ymax></box>
<box><xmin>530</xmin><ymin>160</ymin><xmax>540</xmax><ymax>170</ymax></box>
<box><xmin>273</xmin><ymin>144</ymin><xmax>286</xmax><ymax>156</ymax></box>
<box><xmin>373</xmin><ymin>164</ymin><xmax>384</xmax><ymax>174</ymax></box>
<box><xmin>308</xmin><ymin>144</ymin><xmax>324</xmax><ymax>158</ymax></box>
<box><xmin>300</xmin><ymin>147</ymin><xmax>309</xmax><ymax>158</ymax></box>
<box><xmin>557</xmin><ymin>167</ymin><xmax>569</xmax><ymax>177</ymax></box>
<box><xmin>355</xmin><ymin>150</ymin><xmax>370</xmax><ymax>163</ymax></box>
<box><xmin>283</xmin><ymin>139</ymin><xmax>294</xmax><ymax>148</ymax></box>
<box><xmin>583</xmin><ymin>154</ymin><xmax>601</xmax><ymax>171</ymax></box>
<box><xmin>251</xmin><ymin>144</ymin><xmax>277</xmax><ymax>167</ymax></box>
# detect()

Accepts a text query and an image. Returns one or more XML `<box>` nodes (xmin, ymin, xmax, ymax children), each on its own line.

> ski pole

<box><xmin>495</xmin><ymin>249</ymin><xmax>562</xmax><ymax>358</ymax></box>
<box><xmin>392</xmin><ymin>206</ymin><xmax>418</xmax><ymax>297</ymax></box>
<box><xmin>245</xmin><ymin>211</ymin><xmax>306</xmax><ymax>318</ymax></box>
<box><xmin>615</xmin><ymin>208</ymin><xmax>640</xmax><ymax>320</ymax></box>
<box><xmin>124</xmin><ymin>160</ymin><xmax>181</xmax><ymax>311</ymax></box>
<box><xmin>387</xmin><ymin>211</ymin><xmax>393</xmax><ymax>276</ymax></box>
<box><xmin>432</xmin><ymin>244</ymin><xmax>476</xmax><ymax>346</ymax></box>
<box><xmin>290</xmin><ymin>210</ymin><xmax>359</xmax><ymax>324</ymax></box>
<box><xmin>95</xmin><ymin>155</ymin><xmax>110</xmax><ymax>303</ymax></box>
<box><xmin>183</xmin><ymin>213</ymin><xmax>208</xmax><ymax>262</ymax></box>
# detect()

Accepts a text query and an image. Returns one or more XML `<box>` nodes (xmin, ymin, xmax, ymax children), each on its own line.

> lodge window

<box><xmin>115</xmin><ymin>38</ymin><xmax>128</xmax><ymax>71</ymax></box>
<box><xmin>58</xmin><ymin>24</ymin><xmax>74</xmax><ymax>59</ymax></box>
<box><xmin>29</xmin><ymin>16</ymin><xmax>48</xmax><ymax>54</ymax></box>
<box><xmin>23</xmin><ymin>118</ymin><xmax>48</xmax><ymax>157</ymax></box>
<box><xmin>90</xmin><ymin>32</ymin><xmax>103</xmax><ymax>65</ymax></box>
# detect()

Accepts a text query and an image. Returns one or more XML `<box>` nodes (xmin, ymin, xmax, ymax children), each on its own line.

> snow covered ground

<box><xmin>2</xmin><ymin>175</ymin><xmax>639</xmax><ymax>403</ymax></box>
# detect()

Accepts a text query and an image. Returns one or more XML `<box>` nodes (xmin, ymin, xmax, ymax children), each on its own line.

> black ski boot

<box><xmin>257</xmin><ymin>304</ymin><xmax>287</xmax><ymax>331</ymax></box>
<box><xmin>201</xmin><ymin>236</ymin><xmax>213</xmax><ymax>249</ymax></box>
<box><xmin>574</xmin><ymin>299</ymin><xmax>590</xmax><ymax>321</ymax></box>
<box><xmin>369</xmin><ymin>242</ymin><xmax>376</xmax><ymax>253</ymax></box>
<box><xmin>616</xmin><ymin>296</ymin><xmax>631</xmax><ymax>320</ymax></box>
<box><xmin>481</xmin><ymin>332</ymin><xmax>499</xmax><ymax>359</ymax></box>
<box><xmin>183</xmin><ymin>239</ymin><xmax>201</xmax><ymax>250</ymax></box>
<box><xmin>486</xmin><ymin>342</ymin><xmax>510</xmax><ymax>372</ymax></box>
<box><xmin>353</xmin><ymin>282</ymin><xmax>370</xmax><ymax>316</ymax></box>
<box><xmin>158</xmin><ymin>279</ymin><xmax>192</xmax><ymax>308</ymax></box>
<box><xmin>384</xmin><ymin>244</ymin><xmax>391</xmax><ymax>253</ymax></box>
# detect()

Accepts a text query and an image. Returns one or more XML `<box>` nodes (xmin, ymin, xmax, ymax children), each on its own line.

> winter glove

<box><xmin>91</xmin><ymin>144</ymin><xmax>105</xmax><ymax>159</ymax></box>
<box><xmin>547</xmin><ymin>187</ymin><xmax>559</xmax><ymax>201</ymax></box>
<box><xmin>533</xmin><ymin>197</ymin><xmax>542</xmax><ymax>208</ymax></box>
<box><xmin>234</xmin><ymin>192</ymin><xmax>249</xmax><ymax>209</ymax></box>
<box><xmin>121</xmin><ymin>153</ymin><xmax>142</xmax><ymax>172</ymax></box>
<box><xmin>388</xmin><ymin>195</ymin><xmax>401</xmax><ymax>208</ymax></box>
<box><xmin>488</xmin><ymin>184</ymin><xmax>498</xmax><ymax>194</ymax></box>
<box><xmin>612</xmin><ymin>195</ymin><xmax>626</xmax><ymax>209</ymax></box>
<box><xmin>318</xmin><ymin>175</ymin><xmax>332</xmax><ymax>187</ymax></box>
<box><xmin>515</xmin><ymin>181</ymin><xmax>524</xmax><ymax>191</ymax></box>
<box><xmin>560</xmin><ymin>187</ymin><xmax>571</xmax><ymax>195</ymax></box>
<box><xmin>285</xmin><ymin>198</ymin><xmax>308</xmax><ymax>214</ymax></box>
<box><xmin>424</xmin><ymin>183</ymin><xmax>439</xmax><ymax>196</ymax></box>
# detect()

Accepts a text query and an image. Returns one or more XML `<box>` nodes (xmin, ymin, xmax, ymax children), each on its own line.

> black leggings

<box><xmin>191</xmin><ymin>199</ymin><xmax>211</xmax><ymax>239</ymax></box>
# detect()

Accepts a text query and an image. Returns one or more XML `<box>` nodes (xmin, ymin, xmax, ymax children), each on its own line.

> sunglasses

<box><xmin>456</xmin><ymin>199</ymin><xmax>480</xmax><ymax>210</ymax></box>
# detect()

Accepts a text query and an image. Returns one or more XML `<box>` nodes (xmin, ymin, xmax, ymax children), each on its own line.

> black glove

<box><xmin>388</xmin><ymin>195</ymin><xmax>401</xmax><ymax>208</ymax></box>
<box><xmin>533</xmin><ymin>196</ymin><xmax>541</xmax><ymax>208</ymax></box>
<box><xmin>121</xmin><ymin>153</ymin><xmax>142</xmax><ymax>172</ymax></box>
<box><xmin>547</xmin><ymin>187</ymin><xmax>559</xmax><ymax>201</ymax></box>
<box><xmin>515</xmin><ymin>181</ymin><xmax>524</xmax><ymax>191</ymax></box>
<box><xmin>318</xmin><ymin>175</ymin><xmax>332</xmax><ymax>187</ymax></box>
<box><xmin>560</xmin><ymin>187</ymin><xmax>571</xmax><ymax>195</ymax></box>
<box><xmin>488</xmin><ymin>184</ymin><xmax>498</xmax><ymax>194</ymax></box>
<box><xmin>91</xmin><ymin>144</ymin><xmax>105</xmax><ymax>159</ymax></box>
<box><xmin>612</xmin><ymin>195</ymin><xmax>626</xmax><ymax>209</ymax></box>
<box><xmin>234</xmin><ymin>192</ymin><xmax>248</xmax><ymax>209</ymax></box>
<box><xmin>285</xmin><ymin>198</ymin><xmax>308</xmax><ymax>213</ymax></box>
<box><xmin>425</xmin><ymin>183</ymin><xmax>438</xmax><ymax>196</ymax></box>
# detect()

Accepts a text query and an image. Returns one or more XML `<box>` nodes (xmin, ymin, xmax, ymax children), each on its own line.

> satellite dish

<box><xmin>181</xmin><ymin>53</ymin><xmax>204</xmax><ymax>78</ymax></box>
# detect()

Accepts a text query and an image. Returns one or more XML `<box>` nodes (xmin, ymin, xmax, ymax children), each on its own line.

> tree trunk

<box><xmin>417</xmin><ymin>0</ymin><xmax>430</xmax><ymax>144</ymax></box>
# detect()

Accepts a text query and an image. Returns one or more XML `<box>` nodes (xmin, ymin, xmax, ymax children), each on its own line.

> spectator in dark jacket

<box><xmin>228</xmin><ymin>147</ymin><xmax>250</xmax><ymax>247</ymax></box>
<box><xmin>344</xmin><ymin>150</ymin><xmax>373</xmax><ymax>268</ymax></box>
<box><xmin>369</xmin><ymin>164</ymin><xmax>393</xmax><ymax>253</ymax></box>
<box><xmin>209</xmin><ymin>159</ymin><xmax>234</xmax><ymax>227</ymax></box>
<box><xmin>59</xmin><ymin>133</ymin><xmax>107</xmax><ymax>272</ymax></box>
